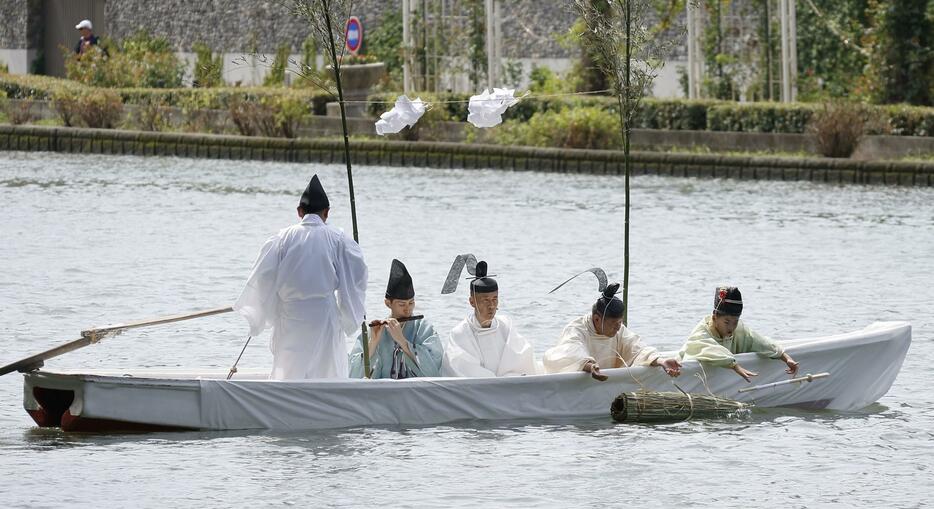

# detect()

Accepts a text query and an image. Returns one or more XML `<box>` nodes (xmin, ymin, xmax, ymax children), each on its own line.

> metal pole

<box><xmin>485</xmin><ymin>0</ymin><xmax>495</xmax><ymax>89</ymax></box>
<box><xmin>403</xmin><ymin>0</ymin><xmax>411</xmax><ymax>94</ymax></box>
<box><xmin>789</xmin><ymin>0</ymin><xmax>797</xmax><ymax>102</ymax></box>
<box><xmin>779</xmin><ymin>0</ymin><xmax>790</xmax><ymax>102</ymax></box>
<box><xmin>493</xmin><ymin>0</ymin><xmax>502</xmax><ymax>86</ymax></box>
<box><xmin>686</xmin><ymin>1</ymin><xmax>696</xmax><ymax>99</ymax></box>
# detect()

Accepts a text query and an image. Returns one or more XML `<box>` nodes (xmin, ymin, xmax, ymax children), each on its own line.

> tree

<box><xmin>573</xmin><ymin>0</ymin><xmax>676</xmax><ymax>324</ymax></box>
<box><xmin>864</xmin><ymin>0</ymin><xmax>934</xmax><ymax>106</ymax></box>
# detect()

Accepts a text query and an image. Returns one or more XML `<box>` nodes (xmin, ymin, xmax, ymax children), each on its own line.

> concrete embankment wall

<box><xmin>1</xmin><ymin>125</ymin><xmax>932</xmax><ymax>186</ymax></box>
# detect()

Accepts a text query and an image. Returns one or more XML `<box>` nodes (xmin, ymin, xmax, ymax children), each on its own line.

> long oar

<box><xmin>0</xmin><ymin>306</ymin><xmax>233</xmax><ymax>377</ymax></box>
<box><xmin>737</xmin><ymin>372</ymin><xmax>831</xmax><ymax>393</ymax></box>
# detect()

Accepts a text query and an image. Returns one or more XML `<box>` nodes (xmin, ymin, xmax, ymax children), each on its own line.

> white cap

<box><xmin>75</xmin><ymin>20</ymin><xmax>93</xmax><ymax>30</ymax></box>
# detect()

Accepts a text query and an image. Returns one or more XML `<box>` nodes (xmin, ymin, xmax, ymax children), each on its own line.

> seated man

<box><xmin>350</xmin><ymin>259</ymin><xmax>443</xmax><ymax>379</ymax></box>
<box><xmin>442</xmin><ymin>260</ymin><xmax>536</xmax><ymax>377</ymax></box>
<box><xmin>543</xmin><ymin>283</ymin><xmax>681</xmax><ymax>381</ymax></box>
<box><xmin>679</xmin><ymin>286</ymin><xmax>799</xmax><ymax>382</ymax></box>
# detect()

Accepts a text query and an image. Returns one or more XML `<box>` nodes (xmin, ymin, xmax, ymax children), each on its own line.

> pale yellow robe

<box><xmin>678</xmin><ymin>315</ymin><xmax>784</xmax><ymax>368</ymax></box>
<box><xmin>543</xmin><ymin>314</ymin><xmax>660</xmax><ymax>373</ymax></box>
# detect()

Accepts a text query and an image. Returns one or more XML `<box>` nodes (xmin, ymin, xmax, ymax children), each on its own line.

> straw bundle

<box><xmin>610</xmin><ymin>391</ymin><xmax>750</xmax><ymax>423</ymax></box>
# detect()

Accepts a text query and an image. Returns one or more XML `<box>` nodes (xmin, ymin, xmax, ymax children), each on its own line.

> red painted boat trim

<box><xmin>59</xmin><ymin>410</ymin><xmax>195</xmax><ymax>433</ymax></box>
<box><xmin>29</xmin><ymin>387</ymin><xmax>75</xmax><ymax>427</ymax></box>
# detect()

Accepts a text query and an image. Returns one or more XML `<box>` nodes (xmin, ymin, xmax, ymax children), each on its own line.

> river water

<box><xmin>0</xmin><ymin>151</ymin><xmax>931</xmax><ymax>507</ymax></box>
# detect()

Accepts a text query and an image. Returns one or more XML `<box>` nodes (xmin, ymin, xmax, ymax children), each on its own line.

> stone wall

<box><xmin>0</xmin><ymin>0</ymin><xmax>35</xmax><ymax>49</ymax></box>
<box><xmin>103</xmin><ymin>0</ymin><xmax>399</xmax><ymax>53</ymax></box>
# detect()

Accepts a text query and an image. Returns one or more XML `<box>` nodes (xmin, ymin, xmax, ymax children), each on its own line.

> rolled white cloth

<box><xmin>466</xmin><ymin>88</ymin><xmax>519</xmax><ymax>128</ymax></box>
<box><xmin>375</xmin><ymin>95</ymin><xmax>427</xmax><ymax>135</ymax></box>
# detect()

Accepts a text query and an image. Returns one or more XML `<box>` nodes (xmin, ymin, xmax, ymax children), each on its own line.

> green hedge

<box><xmin>0</xmin><ymin>74</ymin><xmax>332</xmax><ymax>115</ymax></box>
<box><xmin>367</xmin><ymin>91</ymin><xmax>934</xmax><ymax>137</ymax></box>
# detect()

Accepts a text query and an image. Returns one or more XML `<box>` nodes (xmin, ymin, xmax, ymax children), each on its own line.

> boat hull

<box><xmin>22</xmin><ymin>321</ymin><xmax>911</xmax><ymax>432</ymax></box>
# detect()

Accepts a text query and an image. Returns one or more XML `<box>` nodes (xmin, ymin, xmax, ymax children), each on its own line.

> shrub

<box><xmin>132</xmin><ymin>96</ymin><xmax>171</xmax><ymax>131</ymax></box>
<box><xmin>65</xmin><ymin>30</ymin><xmax>184</xmax><ymax>88</ymax></box>
<box><xmin>3</xmin><ymin>96</ymin><xmax>35</xmax><ymax>124</ymax></box>
<box><xmin>263</xmin><ymin>45</ymin><xmax>290</xmax><ymax>87</ymax></box>
<box><xmin>708</xmin><ymin>102</ymin><xmax>818</xmax><ymax>133</ymax></box>
<box><xmin>495</xmin><ymin>107</ymin><xmax>621</xmax><ymax>150</ymax></box>
<box><xmin>229</xmin><ymin>92</ymin><xmax>311</xmax><ymax>138</ymax></box>
<box><xmin>76</xmin><ymin>89</ymin><xmax>124</xmax><ymax>128</ymax></box>
<box><xmin>808</xmin><ymin>102</ymin><xmax>867</xmax><ymax>158</ymax></box>
<box><xmin>192</xmin><ymin>42</ymin><xmax>223</xmax><ymax>88</ymax></box>
<box><xmin>51</xmin><ymin>88</ymin><xmax>81</xmax><ymax>127</ymax></box>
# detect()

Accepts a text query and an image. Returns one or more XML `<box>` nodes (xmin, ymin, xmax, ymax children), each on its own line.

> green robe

<box><xmin>678</xmin><ymin>315</ymin><xmax>784</xmax><ymax>368</ymax></box>
<box><xmin>349</xmin><ymin>317</ymin><xmax>443</xmax><ymax>379</ymax></box>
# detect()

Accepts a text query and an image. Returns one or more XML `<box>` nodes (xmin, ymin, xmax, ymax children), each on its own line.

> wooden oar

<box><xmin>0</xmin><ymin>306</ymin><xmax>233</xmax><ymax>377</ymax></box>
<box><xmin>737</xmin><ymin>372</ymin><xmax>830</xmax><ymax>393</ymax></box>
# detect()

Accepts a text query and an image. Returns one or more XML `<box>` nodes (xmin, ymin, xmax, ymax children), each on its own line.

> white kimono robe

<box><xmin>441</xmin><ymin>313</ymin><xmax>537</xmax><ymax>377</ymax></box>
<box><xmin>542</xmin><ymin>314</ymin><xmax>660</xmax><ymax>373</ymax></box>
<box><xmin>234</xmin><ymin>214</ymin><xmax>367</xmax><ymax>380</ymax></box>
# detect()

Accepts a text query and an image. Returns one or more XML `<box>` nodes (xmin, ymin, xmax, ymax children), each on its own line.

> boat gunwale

<box><xmin>21</xmin><ymin>321</ymin><xmax>910</xmax><ymax>387</ymax></box>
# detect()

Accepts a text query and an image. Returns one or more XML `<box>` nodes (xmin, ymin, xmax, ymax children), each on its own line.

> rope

<box><xmin>340</xmin><ymin>89</ymin><xmax>613</xmax><ymax>105</ymax></box>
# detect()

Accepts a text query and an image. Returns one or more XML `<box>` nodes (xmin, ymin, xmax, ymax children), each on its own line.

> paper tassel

<box><xmin>466</xmin><ymin>88</ymin><xmax>519</xmax><ymax>128</ymax></box>
<box><xmin>375</xmin><ymin>95</ymin><xmax>427</xmax><ymax>135</ymax></box>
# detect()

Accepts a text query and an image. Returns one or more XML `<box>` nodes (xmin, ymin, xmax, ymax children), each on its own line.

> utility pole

<box><xmin>485</xmin><ymin>0</ymin><xmax>496</xmax><ymax>89</ymax></box>
<box><xmin>779</xmin><ymin>0</ymin><xmax>797</xmax><ymax>102</ymax></box>
<box><xmin>686</xmin><ymin>0</ymin><xmax>703</xmax><ymax>99</ymax></box>
<box><xmin>403</xmin><ymin>0</ymin><xmax>412</xmax><ymax>93</ymax></box>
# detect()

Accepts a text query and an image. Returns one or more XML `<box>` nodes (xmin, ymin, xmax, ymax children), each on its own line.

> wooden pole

<box><xmin>320</xmin><ymin>0</ymin><xmax>370</xmax><ymax>377</ymax></box>
<box><xmin>0</xmin><ymin>306</ymin><xmax>234</xmax><ymax>377</ymax></box>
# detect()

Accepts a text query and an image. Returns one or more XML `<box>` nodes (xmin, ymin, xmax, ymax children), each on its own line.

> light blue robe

<box><xmin>349</xmin><ymin>318</ymin><xmax>444</xmax><ymax>379</ymax></box>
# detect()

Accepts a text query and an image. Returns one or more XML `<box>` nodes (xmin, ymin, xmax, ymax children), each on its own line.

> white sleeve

<box><xmin>233</xmin><ymin>234</ymin><xmax>281</xmax><ymax>337</ymax></box>
<box><xmin>335</xmin><ymin>232</ymin><xmax>368</xmax><ymax>337</ymax></box>
<box><xmin>441</xmin><ymin>326</ymin><xmax>497</xmax><ymax>377</ymax></box>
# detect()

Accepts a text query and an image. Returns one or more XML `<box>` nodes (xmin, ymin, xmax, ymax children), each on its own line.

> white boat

<box><xmin>21</xmin><ymin>321</ymin><xmax>910</xmax><ymax>432</ymax></box>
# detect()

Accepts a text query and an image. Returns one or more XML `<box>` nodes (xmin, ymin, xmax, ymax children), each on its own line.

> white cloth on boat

<box><xmin>193</xmin><ymin>321</ymin><xmax>910</xmax><ymax>430</ymax></box>
<box><xmin>466</xmin><ymin>88</ymin><xmax>519</xmax><ymax>128</ymax></box>
<box><xmin>441</xmin><ymin>313</ymin><xmax>537</xmax><ymax>377</ymax></box>
<box><xmin>375</xmin><ymin>95</ymin><xmax>427</xmax><ymax>135</ymax></box>
<box><xmin>234</xmin><ymin>213</ymin><xmax>367</xmax><ymax>380</ymax></box>
<box><xmin>542</xmin><ymin>314</ymin><xmax>660</xmax><ymax>373</ymax></box>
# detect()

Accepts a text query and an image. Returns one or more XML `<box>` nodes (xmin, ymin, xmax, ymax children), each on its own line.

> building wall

<box><xmin>1</xmin><ymin>0</ymin><xmax>693</xmax><ymax>96</ymax></box>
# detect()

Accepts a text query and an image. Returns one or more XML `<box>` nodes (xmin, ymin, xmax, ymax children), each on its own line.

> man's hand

<box><xmin>582</xmin><ymin>360</ymin><xmax>608</xmax><ymax>382</ymax></box>
<box><xmin>732</xmin><ymin>363</ymin><xmax>758</xmax><ymax>382</ymax></box>
<box><xmin>656</xmin><ymin>357</ymin><xmax>682</xmax><ymax>377</ymax></box>
<box><xmin>782</xmin><ymin>353</ymin><xmax>799</xmax><ymax>376</ymax></box>
<box><xmin>385</xmin><ymin>319</ymin><xmax>413</xmax><ymax>357</ymax></box>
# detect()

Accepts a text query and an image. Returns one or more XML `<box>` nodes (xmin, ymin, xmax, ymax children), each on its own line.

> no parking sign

<box><xmin>345</xmin><ymin>16</ymin><xmax>363</xmax><ymax>55</ymax></box>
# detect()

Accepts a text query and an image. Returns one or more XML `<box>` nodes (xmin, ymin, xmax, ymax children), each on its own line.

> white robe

<box><xmin>234</xmin><ymin>214</ymin><xmax>367</xmax><ymax>380</ymax></box>
<box><xmin>542</xmin><ymin>314</ymin><xmax>659</xmax><ymax>373</ymax></box>
<box><xmin>441</xmin><ymin>313</ymin><xmax>537</xmax><ymax>377</ymax></box>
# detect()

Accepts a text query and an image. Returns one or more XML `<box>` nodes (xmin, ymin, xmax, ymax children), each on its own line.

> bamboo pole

<box><xmin>737</xmin><ymin>372</ymin><xmax>830</xmax><ymax>393</ymax></box>
<box><xmin>320</xmin><ymin>0</ymin><xmax>371</xmax><ymax>377</ymax></box>
<box><xmin>622</xmin><ymin>0</ymin><xmax>632</xmax><ymax>325</ymax></box>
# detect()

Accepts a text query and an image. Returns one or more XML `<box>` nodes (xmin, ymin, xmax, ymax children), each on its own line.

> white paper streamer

<box><xmin>466</xmin><ymin>88</ymin><xmax>519</xmax><ymax>128</ymax></box>
<box><xmin>375</xmin><ymin>95</ymin><xmax>427</xmax><ymax>135</ymax></box>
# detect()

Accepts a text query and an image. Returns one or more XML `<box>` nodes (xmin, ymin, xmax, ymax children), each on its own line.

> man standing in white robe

<box><xmin>543</xmin><ymin>283</ymin><xmax>681</xmax><ymax>381</ymax></box>
<box><xmin>234</xmin><ymin>175</ymin><xmax>368</xmax><ymax>380</ymax></box>
<box><xmin>442</xmin><ymin>260</ymin><xmax>537</xmax><ymax>377</ymax></box>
